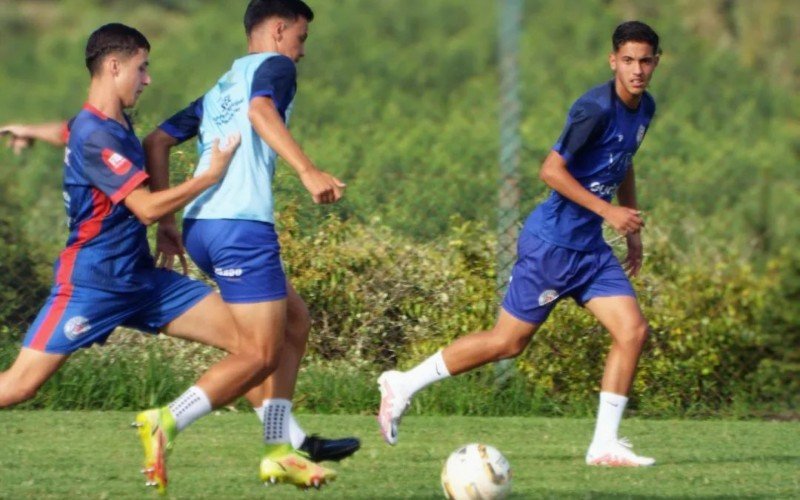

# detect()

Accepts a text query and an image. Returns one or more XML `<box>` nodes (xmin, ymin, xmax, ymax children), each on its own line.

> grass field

<box><xmin>0</xmin><ymin>412</ymin><xmax>797</xmax><ymax>499</ymax></box>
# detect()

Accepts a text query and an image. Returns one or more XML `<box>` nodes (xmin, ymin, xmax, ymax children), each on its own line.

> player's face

<box><xmin>609</xmin><ymin>41</ymin><xmax>658</xmax><ymax>105</ymax></box>
<box><xmin>115</xmin><ymin>48</ymin><xmax>151</xmax><ymax>108</ymax></box>
<box><xmin>277</xmin><ymin>16</ymin><xmax>309</xmax><ymax>63</ymax></box>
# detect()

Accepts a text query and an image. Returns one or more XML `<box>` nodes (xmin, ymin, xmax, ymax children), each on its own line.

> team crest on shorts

<box><xmin>538</xmin><ymin>289</ymin><xmax>559</xmax><ymax>306</ymax></box>
<box><xmin>64</xmin><ymin>316</ymin><xmax>92</xmax><ymax>340</ymax></box>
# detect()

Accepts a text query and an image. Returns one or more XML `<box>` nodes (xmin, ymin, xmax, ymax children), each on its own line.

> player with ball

<box><xmin>379</xmin><ymin>20</ymin><xmax>661</xmax><ymax>468</ymax></box>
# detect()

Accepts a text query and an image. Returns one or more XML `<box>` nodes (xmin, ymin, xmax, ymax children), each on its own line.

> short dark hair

<box><xmin>612</xmin><ymin>21</ymin><xmax>660</xmax><ymax>55</ymax></box>
<box><xmin>244</xmin><ymin>0</ymin><xmax>314</xmax><ymax>36</ymax></box>
<box><xmin>85</xmin><ymin>23</ymin><xmax>150</xmax><ymax>76</ymax></box>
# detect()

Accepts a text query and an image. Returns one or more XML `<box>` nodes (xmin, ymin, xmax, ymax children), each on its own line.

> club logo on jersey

<box><xmin>213</xmin><ymin>95</ymin><xmax>245</xmax><ymax>126</ymax></box>
<box><xmin>636</xmin><ymin>125</ymin><xmax>647</xmax><ymax>144</ymax></box>
<box><xmin>101</xmin><ymin>149</ymin><xmax>133</xmax><ymax>175</ymax></box>
<box><xmin>214</xmin><ymin>267</ymin><xmax>244</xmax><ymax>278</ymax></box>
<box><xmin>64</xmin><ymin>316</ymin><xmax>92</xmax><ymax>340</ymax></box>
<box><xmin>538</xmin><ymin>289</ymin><xmax>559</xmax><ymax>306</ymax></box>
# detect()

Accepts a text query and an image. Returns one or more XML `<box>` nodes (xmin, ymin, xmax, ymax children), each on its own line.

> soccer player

<box><xmin>378</xmin><ymin>21</ymin><xmax>661</xmax><ymax>467</ymax></box>
<box><xmin>0</xmin><ymin>1</ymin><xmax>359</xmax><ymax>471</ymax></box>
<box><xmin>143</xmin><ymin>0</ymin><xmax>349</xmax><ymax>485</ymax></box>
<box><xmin>0</xmin><ymin>23</ymin><xmax>303</xmax><ymax>493</ymax></box>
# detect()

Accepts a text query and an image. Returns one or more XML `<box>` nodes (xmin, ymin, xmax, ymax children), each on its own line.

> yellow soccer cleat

<box><xmin>259</xmin><ymin>444</ymin><xmax>337</xmax><ymax>489</ymax></box>
<box><xmin>133</xmin><ymin>408</ymin><xmax>177</xmax><ymax>494</ymax></box>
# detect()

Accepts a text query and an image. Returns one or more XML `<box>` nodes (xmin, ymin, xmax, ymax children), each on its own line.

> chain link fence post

<box><xmin>495</xmin><ymin>0</ymin><xmax>522</xmax><ymax>386</ymax></box>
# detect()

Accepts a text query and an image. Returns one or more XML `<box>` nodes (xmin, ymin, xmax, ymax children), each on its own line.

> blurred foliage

<box><xmin>0</xmin><ymin>169</ymin><xmax>51</xmax><ymax>335</ymax></box>
<box><xmin>0</xmin><ymin>0</ymin><xmax>797</xmax><ymax>415</ymax></box>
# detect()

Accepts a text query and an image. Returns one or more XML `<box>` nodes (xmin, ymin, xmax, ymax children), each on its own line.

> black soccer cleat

<box><xmin>299</xmin><ymin>434</ymin><xmax>361</xmax><ymax>462</ymax></box>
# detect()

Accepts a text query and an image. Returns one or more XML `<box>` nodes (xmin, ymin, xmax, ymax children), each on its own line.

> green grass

<box><xmin>0</xmin><ymin>412</ymin><xmax>797</xmax><ymax>498</ymax></box>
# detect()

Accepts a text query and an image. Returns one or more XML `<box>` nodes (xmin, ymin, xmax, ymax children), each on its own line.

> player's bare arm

<box><xmin>539</xmin><ymin>150</ymin><xmax>644</xmax><ymax>235</ymax></box>
<box><xmin>142</xmin><ymin>129</ymin><xmax>187</xmax><ymax>272</ymax></box>
<box><xmin>125</xmin><ymin>134</ymin><xmax>240</xmax><ymax>225</ymax></box>
<box><xmin>0</xmin><ymin>121</ymin><xmax>67</xmax><ymax>154</ymax></box>
<box><xmin>616</xmin><ymin>164</ymin><xmax>644</xmax><ymax>276</ymax></box>
<box><xmin>249</xmin><ymin>96</ymin><xmax>345</xmax><ymax>204</ymax></box>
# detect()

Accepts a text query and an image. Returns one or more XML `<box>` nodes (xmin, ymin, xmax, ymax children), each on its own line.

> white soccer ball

<box><xmin>441</xmin><ymin>443</ymin><xmax>512</xmax><ymax>500</ymax></box>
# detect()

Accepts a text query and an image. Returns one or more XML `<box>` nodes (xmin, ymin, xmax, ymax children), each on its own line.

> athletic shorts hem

<box><xmin>576</xmin><ymin>290</ymin><xmax>636</xmax><ymax>307</ymax></box>
<box><xmin>151</xmin><ymin>286</ymin><xmax>214</xmax><ymax>332</ymax></box>
<box><xmin>500</xmin><ymin>304</ymin><xmax>545</xmax><ymax>325</ymax></box>
<box><xmin>220</xmin><ymin>291</ymin><xmax>288</xmax><ymax>304</ymax></box>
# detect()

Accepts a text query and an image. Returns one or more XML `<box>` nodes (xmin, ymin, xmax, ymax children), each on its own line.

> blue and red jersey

<box><xmin>524</xmin><ymin>80</ymin><xmax>656</xmax><ymax>251</ymax></box>
<box><xmin>56</xmin><ymin>103</ymin><xmax>153</xmax><ymax>292</ymax></box>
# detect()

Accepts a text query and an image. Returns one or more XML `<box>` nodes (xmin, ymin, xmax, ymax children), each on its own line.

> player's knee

<box><xmin>286</xmin><ymin>312</ymin><xmax>310</xmax><ymax>351</ymax></box>
<box><xmin>252</xmin><ymin>342</ymin><xmax>284</xmax><ymax>377</ymax></box>
<box><xmin>493</xmin><ymin>330</ymin><xmax>532</xmax><ymax>359</ymax></box>
<box><xmin>618</xmin><ymin>319</ymin><xmax>649</xmax><ymax>349</ymax></box>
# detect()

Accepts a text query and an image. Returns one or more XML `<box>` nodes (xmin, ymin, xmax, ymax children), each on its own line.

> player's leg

<box><xmin>1</xmin><ymin>284</ymin><xmax>116</xmax><ymax>407</ymax></box>
<box><xmin>581</xmin><ymin>256</ymin><xmax>653</xmax><ymax>466</ymax></box>
<box><xmin>378</xmin><ymin>309</ymin><xmax>540</xmax><ymax>445</ymax></box>
<box><xmin>0</xmin><ymin>348</ymin><xmax>67</xmax><ymax>407</ymax></box>
<box><xmin>131</xmin><ymin>273</ymin><xmax>271</xmax><ymax>492</ymax></box>
<box><xmin>165</xmin><ymin>292</ymin><xmax>273</xmax><ymax>405</ymax></box>
<box><xmin>227</xmin><ymin>299</ymin><xmax>336</xmax><ymax>487</ymax></box>
<box><xmin>378</xmin><ymin>231</ymin><xmax>559</xmax><ymax>445</ymax></box>
<box><xmin>246</xmin><ymin>281</ymin><xmax>361</xmax><ymax>462</ymax></box>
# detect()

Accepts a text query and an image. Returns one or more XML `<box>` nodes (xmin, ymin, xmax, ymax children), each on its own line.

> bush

<box><xmin>0</xmin><ymin>172</ymin><xmax>51</xmax><ymax>341</ymax></box>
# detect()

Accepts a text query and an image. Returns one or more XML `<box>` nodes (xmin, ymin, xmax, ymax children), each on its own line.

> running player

<box><xmin>0</xmin><ymin>23</ymin><xmax>280</xmax><ymax>493</ymax></box>
<box><xmin>143</xmin><ymin>0</ymin><xmax>348</xmax><ymax>486</ymax></box>
<box><xmin>378</xmin><ymin>20</ymin><xmax>661</xmax><ymax>467</ymax></box>
<box><xmin>0</xmin><ymin>0</ymin><xmax>359</xmax><ymax>470</ymax></box>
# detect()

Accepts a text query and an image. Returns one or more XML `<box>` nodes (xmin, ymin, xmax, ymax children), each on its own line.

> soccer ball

<box><xmin>441</xmin><ymin>443</ymin><xmax>512</xmax><ymax>500</ymax></box>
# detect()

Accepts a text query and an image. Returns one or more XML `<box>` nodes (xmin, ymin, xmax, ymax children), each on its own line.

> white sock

<box><xmin>402</xmin><ymin>350</ymin><xmax>451</xmax><ymax>396</ymax></box>
<box><xmin>262</xmin><ymin>399</ymin><xmax>292</xmax><ymax>445</ymax></box>
<box><xmin>254</xmin><ymin>404</ymin><xmax>265</xmax><ymax>423</ymax></box>
<box><xmin>591</xmin><ymin>391</ymin><xmax>628</xmax><ymax>446</ymax></box>
<box><xmin>167</xmin><ymin>386</ymin><xmax>212</xmax><ymax>432</ymax></box>
<box><xmin>288</xmin><ymin>414</ymin><xmax>307</xmax><ymax>449</ymax></box>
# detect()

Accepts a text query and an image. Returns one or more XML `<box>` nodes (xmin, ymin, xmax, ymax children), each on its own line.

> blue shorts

<box><xmin>183</xmin><ymin>218</ymin><xmax>287</xmax><ymax>303</ymax></box>
<box><xmin>23</xmin><ymin>268</ymin><xmax>211</xmax><ymax>354</ymax></box>
<box><xmin>501</xmin><ymin>232</ymin><xmax>635</xmax><ymax>324</ymax></box>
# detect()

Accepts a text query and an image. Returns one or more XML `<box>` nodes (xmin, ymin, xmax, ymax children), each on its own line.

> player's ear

<box><xmin>271</xmin><ymin>18</ymin><xmax>285</xmax><ymax>41</ymax></box>
<box><xmin>106</xmin><ymin>55</ymin><xmax>121</xmax><ymax>78</ymax></box>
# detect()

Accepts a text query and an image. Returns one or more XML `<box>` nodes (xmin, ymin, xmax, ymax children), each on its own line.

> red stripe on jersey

<box><xmin>29</xmin><ymin>284</ymin><xmax>74</xmax><ymax>351</ymax></box>
<box><xmin>110</xmin><ymin>170</ymin><xmax>149</xmax><ymax>204</ymax></box>
<box><xmin>101</xmin><ymin>148</ymin><xmax>133</xmax><ymax>175</ymax></box>
<box><xmin>82</xmin><ymin>103</ymin><xmax>109</xmax><ymax>120</ymax></box>
<box><xmin>56</xmin><ymin>188</ymin><xmax>111</xmax><ymax>285</ymax></box>
<box><xmin>60</xmin><ymin>121</ymin><xmax>70</xmax><ymax>144</ymax></box>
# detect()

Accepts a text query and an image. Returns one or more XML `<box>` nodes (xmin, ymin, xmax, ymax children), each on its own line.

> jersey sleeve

<box><xmin>60</xmin><ymin>120</ymin><xmax>72</xmax><ymax>144</ymax></box>
<box><xmin>82</xmin><ymin>130</ymin><xmax>149</xmax><ymax>204</ymax></box>
<box><xmin>553</xmin><ymin>100</ymin><xmax>607</xmax><ymax>162</ymax></box>
<box><xmin>158</xmin><ymin>96</ymin><xmax>204</xmax><ymax>143</ymax></box>
<box><xmin>250</xmin><ymin>55</ymin><xmax>297</xmax><ymax>118</ymax></box>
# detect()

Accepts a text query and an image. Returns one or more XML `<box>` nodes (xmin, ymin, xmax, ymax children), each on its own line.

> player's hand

<box><xmin>602</xmin><ymin>205</ymin><xmax>644</xmax><ymax>236</ymax></box>
<box><xmin>0</xmin><ymin>125</ymin><xmax>34</xmax><ymax>155</ymax></box>
<box><xmin>205</xmin><ymin>133</ymin><xmax>241</xmax><ymax>182</ymax></box>
<box><xmin>155</xmin><ymin>221</ymin><xmax>189</xmax><ymax>275</ymax></box>
<box><xmin>624</xmin><ymin>232</ymin><xmax>644</xmax><ymax>277</ymax></box>
<box><xmin>299</xmin><ymin>168</ymin><xmax>346</xmax><ymax>204</ymax></box>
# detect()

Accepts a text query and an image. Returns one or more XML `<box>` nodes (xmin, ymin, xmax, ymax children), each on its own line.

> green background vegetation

<box><xmin>0</xmin><ymin>0</ymin><xmax>797</xmax><ymax>417</ymax></box>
